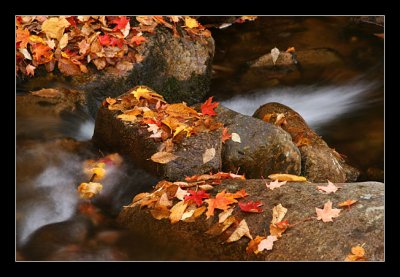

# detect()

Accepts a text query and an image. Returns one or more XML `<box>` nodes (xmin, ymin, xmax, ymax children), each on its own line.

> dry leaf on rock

<box><xmin>150</xmin><ymin>151</ymin><xmax>178</xmax><ymax>164</ymax></box>
<box><xmin>257</xmin><ymin>235</ymin><xmax>278</xmax><ymax>251</ymax></box>
<box><xmin>316</xmin><ymin>200</ymin><xmax>341</xmax><ymax>222</ymax></box>
<box><xmin>345</xmin><ymin>245</ymin><xmax>367</xmax><ymax>261</ymax></box>
<box><xmin>266</xmin><ymin>180</ymin><xmax>287</xmax><ymax>190</ymax></box>
<box><xmin>271</xmin><ymin>47</ymin><xmax>280</xmax><ymax>65</ymax></box>
<box><xmin>231</xmin><ymin>133</ymin><xmax>241</xmax><ymax>143</ymax></box>
<box><xmin>202</xmin><ymin>147</ymin><xmax>216</xmax><ymax>164</ymax></box>
<box><xmin>271</xmin><ymin>204</ymin><xmax>287</xmax><ymax>225</ymax></box>
<box><xmin>268</xmin><ymin>173</ymin><xmax>307</xmax><ymax>182</ymax></box>
<box><xmin>226</xmin><ymin>219</ymin><xmax>253</xmax><ymax>243</ymax></box>
<box><xmin>169</xmin><ymin>200</ymin><xmax>188</xmax><ymax>224</ymax></box>
<box><xmin>218</xmin><ymin>208</ymin><xmax>234</xmax><ymax>223</ymax></box>
<box><xmin>338</xmin><ymin>199</ymin><xmax>358</xmax><ymax>208</ymax></box>
<box><xmin>317</xmin><ymin>180</ymin><xmax>339</xmax><ymax>194</ymax></box>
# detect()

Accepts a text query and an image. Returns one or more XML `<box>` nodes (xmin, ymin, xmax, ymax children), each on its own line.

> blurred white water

<box><xmin>221</xmin><ymin>82</ymin><xmax>380</xmax><ymax>130</ymax></box>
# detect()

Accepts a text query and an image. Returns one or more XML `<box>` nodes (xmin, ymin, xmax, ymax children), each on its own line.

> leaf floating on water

<box><xmin>202</xmin><ymin>147</ymin><xmax>216</xmax><ymax>164</ymax></box>
<box><xmin>78</xmin><ymin>182</ymin><xmax>103</xmax><ymax>199</ymax></box>
<box><xmin>31</xmin><ymin>88</ymin><xmax>63</xmax><ymax>98</ymax></box>
<box><xmin>150</xmin><ymin>151</ymin><xmax>178</xmax><ymax>164</ymax></box>
<box><xmin>268</xmin><ymin>173</ymin><xmax>307</xmax><ymax>182</ymax></box>
<box><xmin>271</xmin><ymin>47</ymin><xmax>280</xmax><ymax>65</ymax></box>
<box><xmin>231</xmin><ymin>133</ymin><xmax>241</xmax><ymax>143</ymax></box>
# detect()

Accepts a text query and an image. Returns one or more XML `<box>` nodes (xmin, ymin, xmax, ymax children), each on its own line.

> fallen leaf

<box><xmin>150</xmin><ymin>207</ymin><xmax>170</xmax><ymax>220</ymax></box>
<box><xmin>77</xmin><ymin>182</ymin><xmax>103</xmax><ymax>199</ymax></box>
<box><xmin>236</xmin><ymin>16</ymin><xmax>258</xmax><ymax>23</ymax></box>
<box><xmin>180</xmin><ymin>204</ymin><xmax>197</xmax><ymax>221</ymax></box>
<box><xmin>317</xmin><ymin>180</ymin><xmax>339</xmax><ymax>194</ymax></box>
<box><xmin>26</xmin><ymin>64</ymin><xmax>36</xmax><ymax>76</ymax></box>
<box><xmin>206</xmin><ymin>215</ymin><xmax>236</xmax><ymax>236</ymax></box>
<box><xmin>184</xmin><ymin>190</ymin><xmax>210</xmax><ymax>206</ymax></box>
<box><xmin>271</xmin><ymin>47</ymin><xmax>280</xmax><ymax>65</ymax></box>
<box><xmin>274</xmin><ymin>113</ymin><xmax>286</xmax><ymax>126</ymax></box>
<box><xmin>184</xmin><ymin>17</ymin><xmax>200</xmax><ymax>28</ymax></box>
<box><xmin>175</xmin><ymin>186</ymin><xmax>190</xmax><ymax>200</ymax></box>
<box><xmin>31</xmin><ymin>88</ymin><xmax>62</xmax><ymax>98</ymax></box>
<box><xmin>271</xmin><ymin>204</ymin><xmax>287</xmax><ymax>225</ymax></box>
<box><xmin>316</xmin><ymin>200</ymin><xmax>341</xmax><ymax>222</ymax></box>
<box><xmin>246</xmin><ymin>235</ymin><xmax>265</xmax><ymax>254</ymax></box>
<box><xmin>155</xmin><ymin>192</ymin><xmax>173</xmax><ymax>208</ymax></box>
<box><xmin>345</xmin><ymin>245</ymin><xmax>367</xmax><ymax>261</ymax></box>
<box><xmin>231</xmin><ymin>133</ymin><xmax>241</xmax><ymax>143</ymax></box>
<box><xmin>199</xmin><ymin>184</ymin><xmax>214</xmax><ymax>191</ymax></box>
<box><xmin>112</xmin><ymin>16</ymin><xmax>130</xmax><ymax>32</ymax></box>
<box><xmin>286</xmin><ymin>47</ymin><xmax>296</xmax><ymax>53</ymax></box>
<box><xmin>58</xmin><ymin>58</ymin><xmax>81</xmax><ymax>76</ymax></box>
<box><xmin>19</xmin><ymin>48</ymin><xmax>32</xmax><ymax>60</ymax></box>
<box><xmin>239</xmin><ymin>201</ymin><xmax>263</xmax><ymax>213</ymax></box>
<box><xmin>147</xmin><ymin>123</ymin><xmax>162</xmax><ymax>138</ymax></box>
<box><xmin>16</xmin><ymin>28</ymin><xmax>30</xmax><ymax>48</ymax></box>
<box><xmin>85</xmin><ymin>167</ymin><xmax>106</xmax><ymax>181</ymax></box>
<box><xmin>266</xmin><ymin>180</ymin><xmax>287</xmax><ymax>190</ymax></box>
<box><xmin>257</xmin><ymin>235</ymin><xmax>278</xmax><ymax>251</ymax></box>
<box><xmin>226</xmin><ymin>219</ymin><xmax>253</xmax><ymax>243</ymax></box>
<box><xmin>202</xmin><ymin>147</ymin><xmax>216</xmax><ymax>164</ymax></box>
<box><xmin>117</xmin><ymin>114</ymin><xmax>138</xmax><ymax>123</ymax></box>
<box><xmin>150</xmin><ymin>151</ymin><xmax>178</xmax><ymax>164</ymax></box>
<box><xmin>131</xmin><ymin>35</ymin><xmax>146</xmax><ymax>46</ymax></box>
<box><xmin>269</xmin><ymin>220</ymin><xmax>289</xmax><ymax>238</ymax></box>
<box><xmin>184</xmin><ymin>206</ymin><xmax>207</xmax><ymax>222</ymax></box>
<box><xmin>41</xmin><ymin>17</ymin><xmax>70</xmax><ymax>41</ymax></box>
<box><xmin>59</xmin><ymin>33</ymin><xmax>69</xmax><ymax>49</ymax></box>
<box><xmin>205</xmin><ymin>190</ymin><xmax>237</xmax><ymax>219</ymax></box>
<box><xmin>169</xmin><ymin>200</ymin><xmax>188</xmax><ymax>224</ymax></box>
<box><xmin>218</xmin><ymin>208</ymin><xmax>234</xmax><ymax>223</ymax></box>
<box><xmin>226</xmin><ymin>189</ymin><xmax>248</xmax><ymax>199</ymax></box>
<box><xmin>166</xmin><ymin>103</ymin><xmax>198</xmax><ymax>118</ymax></box>
<box><xmin>222</xmin><ymin>127</ymin><xmax>232</xmax><ymax>143</ymax></box>
<box><xmin>268</xmin><ymin>173</ymin><xmax>307</xmax><ymax>182</ymax></box>
<box><xmin>201</xmin><ymin>96</ymin><xmax>219</xmax><ymax>116</ymax></box>
<box><xmin>338</xmin><ymin>199</ymin><xmax>358</xmax><ymax>208</ymax></box>
<box><xmin>32</xmin><ymin>44</ymin><xmax>53</xmax><ymax>64</ymax></box>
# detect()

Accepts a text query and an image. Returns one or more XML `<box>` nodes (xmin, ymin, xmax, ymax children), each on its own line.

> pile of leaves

<box><xmin>16</xmin><ymin>16</ymin><xmax>211</xmax><ymax>77</ymax></box>
<box><xmin>103</xmin><ymin>86</ymin><xmax>230</xmax><ymax>164</ymax></box>
<box><xmin>77</xmin><ymin>153</ymin><xmax>123</xmax><ymax>199</ymax></box>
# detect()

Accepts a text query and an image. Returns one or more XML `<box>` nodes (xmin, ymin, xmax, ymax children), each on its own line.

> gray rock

<box><xmin>92</xmin><ymin>96</ymin><xmax>222</xmax><ymax>181</ymax></box>
<box><xmin>117</xmin><ymin>180</ymin><xmax>384</xmax><ymax>261</ymax></box>
<box><xmin>253</xmin><ymin>102</ymin><xmax>359</xmax><ymax>182</ymax></box>
<box><xmin>215</xmin><ymin>105</ymin><xmax>301</xmax><ymax>178</ymax></box>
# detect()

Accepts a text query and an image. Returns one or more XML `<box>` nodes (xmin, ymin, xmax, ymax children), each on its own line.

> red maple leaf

<box><xmin>201</xmin><ymin>96</ymin><xmax>219</xmax><ymax>116</ymax></box>
<box><xmin>112</xmin><ymin>16</ymin><xmax>130</xmax><ymax>31</ymax></box>
<box><xmin>222</xmin><ymin>127</ymin><xmax>232</xmax><ymax>143</ymax></box>
<box><xmin>143</xmin><ymin>118</ymin><xmax>162</xmax><ymax>127</ymax></box>
<box><xmin>184</xmin><ymin>190</ymin><xmax>210</xmax><ymax>206</ymax></box>
<box><xmin>110</xmin><ymin>37</ymin><xmax>124</xmax><ymax>48</ymax></box>
<box><xmin>239</xmin><ymin>201</ymin><xmax>263</xmax><ymax>213</ymax></box>
<box><xmin>98</xmin><ymin>34</ymin><xmax>111</xmax><ymax>46</ymax></box>
<box><xmin>66</xmin><ymin>16</ymin><xmax>77</xmax><ymax>28</ymax></box>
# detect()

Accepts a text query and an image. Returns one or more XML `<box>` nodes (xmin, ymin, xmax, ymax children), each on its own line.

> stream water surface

<box><xmin>16</xmin><ymin>16</ymin><xmax>384</xmax><ymax>260</ymax></box>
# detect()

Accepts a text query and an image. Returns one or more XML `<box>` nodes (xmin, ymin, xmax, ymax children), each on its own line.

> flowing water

<box><xmin>15</xmin><ymin>16</ymin><xmax>384</xmax><ymax>260</ymax></box>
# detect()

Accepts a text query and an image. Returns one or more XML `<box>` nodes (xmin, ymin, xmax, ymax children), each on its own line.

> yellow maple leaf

<box><xmin>184</xmin><ymin>17</ymin><xmax>200</xmax><ymax>29</ymax></box>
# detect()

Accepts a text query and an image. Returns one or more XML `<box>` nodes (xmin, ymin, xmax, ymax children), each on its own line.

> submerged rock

<box><xmin>253</xmin><ymin>102</ymin><xmax>359</xmax><ymax>182</ymax></box>
<box><xmin>117</xmin><ymin>179</ymin><xmax>384</xmax><ymax>261</ymax></box>
<box><xmin>215</xmin><ymin>105</ymin><xmax>301</xmax><ymax>178</ymax></box>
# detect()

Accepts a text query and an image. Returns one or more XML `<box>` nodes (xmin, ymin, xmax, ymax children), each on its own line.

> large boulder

<box><xmin>215</xmin><ymin>105</ymin><xmax>301</xmax><ymax>178</ymax></box>
<box><xmin>117</xmin><ymin>179</ymin><xmax>384</xmax><ymax>261</ymax></box>
<box><xmin>253</xmin><ymin>102</ymin><xmax>359</xmax><ymax>182</ymax></box>
<box><xmin>92</xmin><ymin>91</ymin><xmax>222</xmax><ymax>181</ymax></box>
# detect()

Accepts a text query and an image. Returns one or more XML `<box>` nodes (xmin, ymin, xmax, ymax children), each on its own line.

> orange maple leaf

<box><xmin>131</xmin><ymin>35</ymin><xmax>146</xmax><ymax>46</ymax></box>
<box><xmin>222</xmin><ymin>127</ymin><xmax>232</xmax><ymax>143</ymax></box>
<box><xmin>204</xmin><ymin>190</ymin><xmax>237</xmax><ymax>219</ymax></box>
<box><xmin>32</xmin><ymin>44</ymin><xmax>53</xmax><ymax>64</ymax></box>
<box><xmin>316</xmin><ymin>200</ymin><xmax>341</xmax><ymax>222</ymax></box>
<box><xmin>16</xmin><ymin>27</ymin><xmax>30</xmax><ymax>49</ymax></box>
<box><xmin>201</xmin><ymin>96</ymin><xmax>219</xmax><ymax>116</ymax></box>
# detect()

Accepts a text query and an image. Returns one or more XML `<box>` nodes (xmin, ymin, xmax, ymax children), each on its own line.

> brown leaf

<box><xmin>41</xmin><ymin>17</ymin><xmax>70</xmax><ymax>41</ymax></box>
<box><xmin>169</xmin><ymin>200</ymin><xmax>188</xmax><ymax>224</ymax></box>
<box><xmin>271</xmin><ymin>204</ymin><xmax>288</xmax><ymax>225</ymax></box>
<box><xmin>31</xmin><ymin>88</ymin><xmax>63</xmax><ymax>98</ymax></box>
<box><xmin>226</xmin><ymin>219</ymin><xmax>253</xmax><ymax>243</ymax></box>
<box><xmin>150</xmin><ymin>207</ymin><xmax>170</xmax><ymax>220</ymax></box>
<box><xmin>150</xmin><ymin>151</ymin><xmax>178</xmax><ymax>164</ymax></box>
<box><xmin>269</xmin><ymin>220</ymin><xmax>289</xmax><ymax>238</ymax></box>
<box><xmin>218</xmin><ymin>208</ymin><xmax>234</xmax><ymax>223</ymax></box>
<box><xmin>183</xmin><ymin>205</ymin><xmax>207</xmax><ymax>222</ymax></box>
<box><xmin>206</xmin><ymin>215</ymin><xmax>236</xmax><ymax>237</ymax></box>
<box><xmin>246</xmin><ymin>236</ymin><xmax>265</xmax><ymax>254</ymax></box>
<box><xmin>58</xmin><ymin>58</ymin><xmax>81</xmax><ymax>76</ymax></box>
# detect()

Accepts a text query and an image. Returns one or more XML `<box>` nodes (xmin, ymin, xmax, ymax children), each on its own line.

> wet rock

<box><xmin>215</xmin><ymin>105</ymin><xmax>301</xmax><ymax>178</ymax></box>
<box><xmin>21</xmin><ymin>215</ymin><xmax>94</xmax><ymax>260</ymax></box>
<box><xmin>253</xmin><ymin>102</ymin><xmax>359</xmax><ymax>182</ymax></box>
<box><xmin>92</xmin><ymin>96</ymin><xmax>222</xmax><ymax>181</ymax></box>
<box><xmin>117</xmin><ymin>179</ymin><xmax>384</xmax><ymax>261</ymax></box>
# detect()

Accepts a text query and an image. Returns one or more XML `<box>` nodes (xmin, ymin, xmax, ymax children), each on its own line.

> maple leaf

<box><xmin>112</xmin><ymin>16</ymin><xmax>130</xmax><ymax>31</ymax></box>
<box><xmin>77</xmin><ymin>182</ymin><xmax>103</xmax><ymax>199</ymax></box>
<box><xmin>98</xmin><ymin>34</ymin><xmax>111</xmax><ymax>46</ymax></box>
<box><xmin>226</xmin><ymin>219</ymin><xmax>253</xmax><ymax>243</ymax></box>
<box><xmin>270</xmin><ymin>220</ymin><xmax>289</xmax><ymax>238</ymax></box>
<box><xmin>202</xmin><ymin>147</ymin><xmax>216</xmax><ymax>164</ymax></box>
<box><xmin>257</xmin><ymin>235</ymin><xmax>278</xmax><ymax>252</ymax></box>
<box><xmin>226</xmin><ymin>189</ymin><xmax>248</xmax><ymax>199</ymax></box>
<box><xmin>204</xmin><ymin>190</ymin><xmax>237</xmax><ymax>219</ymax></box>
<box><xmin>266</xmin><ymin>180</ymin><xmax>287</xmax><ymax>190</ymax></box>
<box><xmin>32</xmin><ymin>44</ymin><xmax>53</xmax><ymax>64</ymax></box>
<box><xmin>239</xmin><ymin>201</ymin><xmax>263</xmax><ymax>213</ymax></box>
<box><xmin>25</xmin><ymin>64</ymin><xmax>36</xmax><ymax>76</ymax></box>
<box><xmin>166</xmin><ymin>103</ymin><xmax>198</xmax><ymax>118</ymax></box>
<box><xmin>345</xmin><ymin>245</ymin><xmax>367</xmax><ymax>261</ymax></box>
<box><xmin>201</xmin><ymin>96</ymin><xmax>219</xmax><ymax>116</ymax></box>
<box><xmin>271</xmin><ymin>204</ymin><xmax>288</xmax><ymax>225</ymax></box>
<box><xmin>16</xmin><ymin>28</ymin><xmax>30</xmax><ymax>49</ymax></box>
<box><xmin>150</xmin><ymin>151</ymin><xmax>178</xmax><ymax>164</ymax></box>
<box><xmin>317</xmin><ymin>180</ymin><xmax>339</xmax><ymax>194</ymax></box>
<box><xmin>316</xmin><ymin>200</ymin><xmax>341</xmax><ymax>222</ymax></box>
<box><xmin>184</xmin><ymin>17</ymin><xmax>200</xmax><ymax>29</ymax></box>
<box><xmin>110</xmin><ymin>37</ymin><xmax>124</xmax><ymax>48</ymax></box>
<box><xmin>338</xmin><ymin>199</ymin><xmax>358</xmax><ymax>208</ymax></box>
<box><xmin>222</xmin><ymin>127</ymin><xmax>232</xmax><ymax>143</ymax></box>
<box><xmin>268</xmin><ymin>173</ymin><xmax>307</xmax><ymax>182</ymax></box>
<box><xmin>169</xmin><ymin>200</ymin><xmax>188</xmax><ymax>224</ymax></box>
<box><xmin>184</xmin><ymin>190</ymin><xmax>210</xmax><ymax>206</ymax></box>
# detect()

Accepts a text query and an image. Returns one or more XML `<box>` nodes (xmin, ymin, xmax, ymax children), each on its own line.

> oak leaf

<box><xmin>239</xmin><ymin>201</ymin><xmax>263</xmax><ymax>213</ymax></box>
<box><xmin>268</xmin><ymin>173</ymin><xmax>307</xmax><ymax>182</ymax></box>
<box><xmin>266</xmin><ymin>180</ymin><xmax>287</xmax><ymax>190</ymax></box>
<box><xmin>317</xmin><ymin>180</ymin><xmax>339</xmax><ymax>194</ymax></box>
<box><xmin>316</xmin><ymin>200</ymin><xmax>341</xmax><ymax>222</ymax></box>
<box><xmin>150</xmin><ymin>151</ymin><xmax>178</xmax><ymax>164</ymax></box>
<box><xmin>226</xmin><ymin>219</ymin><xmax>253</xmax><ymax>243</ymax></box>
<box><xmin>201</xmin><ymin>96</ymin><xmax>219</xmax><ymax>116</ymax></box>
